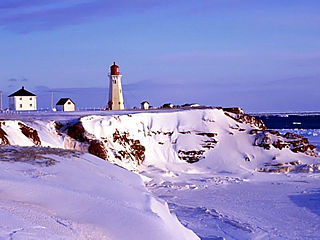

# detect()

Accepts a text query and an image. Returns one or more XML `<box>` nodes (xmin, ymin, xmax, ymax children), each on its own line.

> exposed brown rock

<box><xmin>283</xmin><ymin>132</ymin><xmax>302</xmax><ymax>139</ymax></box>
<box><xmin>258</xmin><ymin>160</ymin><xmax>320</xmax><ymax>173</ymax></box>
<box><xmin>224</xmin><ymin>111</ymin><xmax>267</xmax><ymax>130</ymax></box>
<box><xmin>253</xmin><ymin>130</ymin><xmax>316</xmax><ymax>156</ymax></box>
<box><xmin>196</xmin><ymin>132</ymin><xmax>217</xmax><ymax>138</ymax></box>
<box><xmin>163</xmin><ymin>131</ymin><xmax>173</xmax><ymax>136</ymax></box>
<box><xmin>249</xmin><ymin>129</ymin><xmax>261</xmax><ymax>135</ymax></box>
<box><xmin>131</xmin><ymin>140</ymin><xmax>146</xmax><ymax>165</ymax></box>
<box><xmin>201</xmin><ymin>139</ymin><xmax>217</xmax><ymax>149</ymax></box>
<box><xmin>113</xmin><ymin>129</ymin><xmax>146</xmax><ymax>165</ymax></box>
<box><xmin>258</xmin><ymin>166</ymin><xmax>295</xmax><ymax>173</ymax></box>
<box><xmin>178</xmin><ymin>150</ymin><xmax>205</xmax><ymax>163</ymax></box>
<box><xmin>271</xmin><ymin>139</ymin><xmax>289</xmax><ymax>150</ymax></box>
<box><xmin>88</xmin><ymin>140</ymin><xmax>108</xmax><ymax>160</ymax></box>
<box><xmin>268</xmin><ymin>130</ymin><xmax>281</xmax><ymax>136</ymax></box>
<box><xmin>179</xmin><ymin>131</ymin><xmax>191</xmax><ymax>134</ymax></box>
<box><xmin>0</xmin><ymin>123</ymin><xmax>9</xmax><ymax>145</ymax></box>
<box><xmin>223</xmin><ymin>107</ymin><xmax>244</xmax><ymax>114</ymax></box>
<box><xmin>18</xmin><ymin>122</ymin><xmax>41</xmax><ymax>146</ymax></box>
<box><xmin>54</xmin><ymin>121</ymin><xmax>63</xmax><ymax>136</ymax></box>
<box><xmin>0</xmin><ymin>146</ymin><xmax>80</xmax><ymax>167</ymax></box>
<box><xmin>67</xmin><ymin>122</ymin><xmax>88</xmax><ymax>142</ymax></box>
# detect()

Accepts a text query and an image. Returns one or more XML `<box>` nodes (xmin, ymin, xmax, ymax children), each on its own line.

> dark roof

<box><xmin>56</xmin><ymin>98</ymin><xmax>75</xmax><ymax>105</ymax></box>
<box><xmin>8</xmin><ymin>86</ymin><xmax>36</xmax><ymax>97</ymax></box>
<box><xmin>141</xmin><ymin>101</ymin><xmax>149</xmax><ymax>104</ymax></box>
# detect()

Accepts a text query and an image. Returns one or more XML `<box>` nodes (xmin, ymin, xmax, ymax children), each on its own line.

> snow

<box><xmin>149</xmin><ymin>172</ymin><xmax>320</xmax><ymax>240</ymax></box>
<box><xmin>0</xmin><ymin>109</ymin><xmax>319</xmax><ymax>239</ymax></box>
<box><xmin>0</xmin><ymin>147</ymin><xmax>199</xmax><ymax>240</ymax></box>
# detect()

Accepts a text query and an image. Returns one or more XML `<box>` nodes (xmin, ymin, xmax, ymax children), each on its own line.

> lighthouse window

<box><xmin>113</xmin><ymin>80</ymin><xmax>116</xmax><ymax>84</ymax></box>
<box><xmin>30</xmin><ymin>104</ymin><xmax>32</xmax><ymax>107</ymax></box>
<box><xmin>20</xmin><ymin>104</ymin><xmax>22</xmax><ymax>108</ymax></box>
<box><xmin>30</xmin><ymin>97</ymin><xmax>32</xmax><ymax>100</ymax></box>
<box><xmin>20</xmin><ymin>98</ymin><xmax>22</xmax><ymax>100</ymax></box>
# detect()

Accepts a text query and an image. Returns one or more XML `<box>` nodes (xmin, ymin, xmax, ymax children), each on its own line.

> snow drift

<box><xmin>0</xmin><ymin>146</ymin><xmax>199</xmax><ymax>240</ymax></box>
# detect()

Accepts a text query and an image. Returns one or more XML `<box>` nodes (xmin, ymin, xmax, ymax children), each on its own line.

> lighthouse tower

<box><xmin>108</xmin><ymin>62</ymin><xmax>124</xmax><ymax>110</ymax></box>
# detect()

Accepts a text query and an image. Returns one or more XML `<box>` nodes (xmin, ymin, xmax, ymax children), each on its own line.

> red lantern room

<box><xmin>110</xmin><ymin>62</ymin><xmax>120</xmax><ymax>75</ymax></box>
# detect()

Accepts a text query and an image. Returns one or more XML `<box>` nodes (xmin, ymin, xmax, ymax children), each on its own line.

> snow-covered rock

<box><xmin>0</xmin><ymin>109</ymin><xmax>319</xmax><ymax>175</ymax></box>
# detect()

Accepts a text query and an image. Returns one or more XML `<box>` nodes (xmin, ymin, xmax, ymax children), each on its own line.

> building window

<box><xmin>20</xmin><ymin>98</ymin><xmax>22</xmax><ymax>100</ymax></box>
<box><xmin>30</xmin><ymin>97</ymin><xmax>32</xmax><ymax>100</ymax></box>
<box><xmin>68</xmin><ymin>102</ymin><xmax>71</xmax><ymax>104</ymax></box>
<box><xmin>20</xmin><ymin>104</ymin><xmax>22</xmax><ymax>108</ymax></box>
<box><xmin>30</xmin><ymin>104</ymin><xmax>32</xmax><ymax>107</ymax></box>
<box><xmin>113</xmin><ymin>80</ymin><xmax>116</xmax><ymax>84</ymax></box>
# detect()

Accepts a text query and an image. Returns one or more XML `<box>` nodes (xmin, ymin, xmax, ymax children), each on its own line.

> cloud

<box><xmin>8</xmin><ymin>78</ymin><xmax>29</xmax><ymax>82</ymax></box>
<box><xmin>264</xmin><ymin>75</ymin><xmax>320</xmax><ymax>87</ymax></box>
<box><xmin>0</xmin><ymin>0</ymin><xmax>172</xmax><ymax>33</ymax></box>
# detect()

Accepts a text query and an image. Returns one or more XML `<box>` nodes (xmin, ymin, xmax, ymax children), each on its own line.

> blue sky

<box><xmin>0</xmin><ymin>0</ymin><xmax>319</xmax><ymax>112</ymax></box>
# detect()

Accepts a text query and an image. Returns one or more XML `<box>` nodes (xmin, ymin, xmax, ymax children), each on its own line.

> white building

<box><xmin>8</xmin><ymin>86</ymin><xmax>37</xmax><ymax>111</ymax></box>
<box><xmin>108</xmin><ymin>62</ymin><xmax>124</xmax><ymax>110</ymax></box>
<box><xmin>141</xmin><ymin>101</ymin><xmax>149</xmax><ymax>110</ymax></box>
<box><xmin>56</xmin><ymin>98</ymin><xmax>75</xmax><ymax>112</ymax></box>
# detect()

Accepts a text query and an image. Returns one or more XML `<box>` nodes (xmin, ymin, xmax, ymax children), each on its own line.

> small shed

<box><xmin>56</xmin><ymin>98</ymin><xmax>75</xmax><ymax>112</ymax></box>
<box><xmin>141</xmin><ymin>101</ymin><xmax>150</xmax><ymax>110</ymax></box>
<box><xmin>8</xmin><ymin>86</ymin><xmax>37</xmax><ymax>111</ymax></box>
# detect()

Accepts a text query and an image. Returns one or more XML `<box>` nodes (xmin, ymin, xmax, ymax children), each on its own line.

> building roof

<box><xmin>56</xmin><ymin>98</ymin><xmax>75</xmax><ymax>105</ymax></box>
<box><xmin>141</xmin><ymin>101</ymin><xmax>149</xmax><ymax>104</ymax></box>
<box><xmin>8</xmin><ymin>86</ymin><xmax>36</xmax><ymax>97</ymax></box>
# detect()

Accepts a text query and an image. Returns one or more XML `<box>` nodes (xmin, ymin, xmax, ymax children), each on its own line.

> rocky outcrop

<box><xmin>258</xmin><ymin>162</ymin><xmax>320</xmax><ymax>173</ymax></box>
<box><xmin>18</xmin><ymin>122</ymin><xmax>41</xmax><ymax>146</ymax></box>
<box><xmin>251</xmin><ymin>130</ymin><xmax>316</xmax><ymax>156</ymax></box>
<box><xmin>66</xmin><ymin>122</ymin><xmax>89</xmax><ymax>143</ymax></box>
<box><xmin>113</xmin><ymin>130</ymin><xmax>145</xmax><ymax>165</ymax></box>
<box><xmin>52</xmin><ymin>120</ymin><xmax>88</xmax><ymax>152</ymax></box>
<box><xmin>54</xmin><ymin>122</ymin><xmax>63</xmax><ymax>136</ymax></box>
<box><xmin>224</xmin><ymin>109</ymin><xmax>266</xmax><ymax>130</ymax></box>
<box><xmin>223</xmin><ymin>107</ymin><xmax>244</xmax><ymax>115</ymax></box>
<box><xmin>88</xmin><ymin>140</ymin><xmax>108</xmax><ymax>160</ymax></box>
<box><xmin>178</xmin><ymin>150</ymin><xmax>205</xmax><ymax>163</ymax></box>
<box><xmin>196</xmin><ymin>132</ymin><xmax>217</xmax><ymax>138</ymax></box>
<box><xmin>0</xmin><ymin>122</ymin><xmax>9</xmax><ymax>145</ymax></box>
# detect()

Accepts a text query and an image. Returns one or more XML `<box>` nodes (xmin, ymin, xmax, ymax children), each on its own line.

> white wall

<box><xmin>141</xmin><ymin>102</ymin><xmax>149</xmax><ymax>110</ymax></box>
<box><xmin>9</xmin><ymin>96</ymin><xmax>37</xmax><ymax>111</ymax></box>
<box><xmin>109</xmin><ymin>75</ymin><xmax>124</xmax><ymax>110</ymax></box>
<box><xmin>56</xmin><ymin>100</ymin><xmax>75</xmax><ymax>111</ymax></box>
<box><xmin>63</xmin><ymin>100</ymin><xmax>75</xmax><ymax>111</ymax></box>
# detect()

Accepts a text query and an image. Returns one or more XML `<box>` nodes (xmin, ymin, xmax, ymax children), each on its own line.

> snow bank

<box><xmin>0</xmin><ymin>146</ymin><xmax>199</xmax><ymax>240</ymax></box>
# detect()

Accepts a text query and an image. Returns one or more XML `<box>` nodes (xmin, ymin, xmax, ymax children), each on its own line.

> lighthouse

<box><xmin>108</xmin><ymin>62</ymin><xmax>124</xmax><ymax>110</ymax></box>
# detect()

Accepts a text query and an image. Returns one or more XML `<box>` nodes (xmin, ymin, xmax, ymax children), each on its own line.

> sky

<box><xmin>0</xmin><ymin>0</ymin><xmax>319</xmax><ymax>112</ymax></box>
